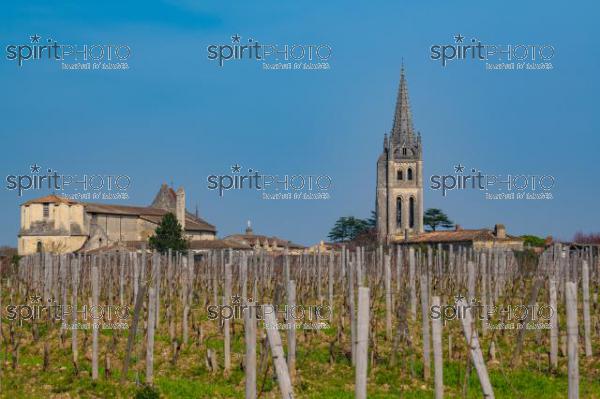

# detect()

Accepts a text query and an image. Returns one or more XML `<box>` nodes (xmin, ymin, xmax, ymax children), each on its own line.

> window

<box><xmin>396</xmin><ymin>197</ymin><xmax>402</xmax><ymax>227</ymax></box>
<box><xmin>402</xmin><ymin>147</ymin><xmax>407</xmax><ymax>156</ymax></box>
<box><xmin>43</xmin><ymin>203</ymin><xmax>49</xmax><ymax>218</ymax></box>
<box><xmin>397</xmin><ymin>170</ymin><xmax>403</xmax><ymax>180</ymax></box>
<box><xmin>36</xmin><ymin>241</ymin><xmax>43</xmax><ymax>253</ymax></box>
<box><xmin>407</xmin><ymin>168</ymin><xmax>413</xmax><ymax>180</ymax></box>
<box><xmin>409</xmin><ymin>197</ymin><xmax>415</xmax><ymax>228</ymax></box>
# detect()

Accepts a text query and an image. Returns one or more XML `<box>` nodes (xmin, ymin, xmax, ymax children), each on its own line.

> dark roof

<box><xmin>188</xmin><ymin>239</ymin><xmax>251</xmax><ymax>250</ymax></box>
<box><xmin>82</xmin><ymin>241</ymin><xmax>147</xmax><ymax>254</ymax></box>
<box><xmin>225</xmin><ymin>233</ymin><xmax>305</xmax><ymax>249</ymax></box>
<box><xmin>401</xmin><ymin>229</ymin><xmax>522</xmax><ymax>244</ymax></box>
<box><xmin>85</xmin><ymin>203</ymin><xmax>216</xmax><ymax>233</ymax></box>
<box><xmin>82</xmin><ymin>239</ymin><xmax>249</xmax><ymax>253</ymax></box>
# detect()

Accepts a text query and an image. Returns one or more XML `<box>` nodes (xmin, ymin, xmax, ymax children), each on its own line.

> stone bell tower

<box><xmin>376</xmin><ymin>65</ymin><xmax>424</xmax><ymax>243</ymax></box>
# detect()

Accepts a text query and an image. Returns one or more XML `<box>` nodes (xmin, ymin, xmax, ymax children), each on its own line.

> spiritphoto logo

<box><xmin>430</xmin><ymin>34</ymin><xmax>554</xmax><ymax>71</ymax></box>
<box><xmin>5</xmin><ymin>34</ymin><xmax>131</xmax><ymax>70</ymax></box>
<box><xmin>429</xmin><ymin>163</ymin><xmax>555</xmax><ymax>200</ymax></box>
<box><xmin>206</xmin><ymin>295</ymin><xmax>332</xmax><ymax>330</ymax></box>
<box><xmin>5</xmin><ymin>163</ymin><xmax>132</xmax><ymax>198</ymax></box>
<box><xmin>207</xmin><ymin>34</ymin><xmax>332</xmax><ymax>70</ymax></box>
<box><xmin>207</xmin><ymin>164</ymin><xmax>332</xmax><ymax>200</ymax></box>
<box><xmin>4</xmin><ymin>294</ymin><xmax>130</xmax><ymax>330</ymax></box>
<box><xmin>430</xmin><ymin>294</ymin><xmax>554</xmax><ymax>330</ymax></box>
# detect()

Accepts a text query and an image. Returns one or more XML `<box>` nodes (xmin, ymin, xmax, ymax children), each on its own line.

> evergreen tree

<box><xmin>328</xmin><ymin>216</ymin><xmax>371</xmax><ymax>242</ymax></box>
<box><xmin>423</xmin><ymin>208</ymin><xmax>454</xmax><ymax>231</ymax></box>
<box><xmin>148</xmin><ymin>212</ymin><xmax>188</xmax><ymax>254</ymax></box>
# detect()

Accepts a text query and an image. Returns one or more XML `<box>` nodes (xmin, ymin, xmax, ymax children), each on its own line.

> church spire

<box><xmin>391</xmin><ymin>63</ymin><xmax>414</xmax><ymax>139</ymax></box>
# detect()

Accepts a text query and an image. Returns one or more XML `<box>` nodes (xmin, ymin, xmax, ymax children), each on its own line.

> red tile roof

<box><xmin>22</xmin><ymin>194</ymin><xmax>78</xmax><ymax>205</ymax></box>
<box><xmin>400</xmin><ymin>229</ymin><xmax>522</xmax><ymax>243</ymax></box>
<box><xmin>225</xmin><ymin>233</ymin><xmax>305</xmax><ymax>249</ymax></box>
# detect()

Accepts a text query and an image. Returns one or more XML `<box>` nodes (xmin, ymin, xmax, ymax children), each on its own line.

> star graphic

<box><xmin>30</xmin><ymin>294</ymin><xmax>42</xmax><ymax>304</ymax></box>
<box><xmin>454</xmin><ymin>33</ymin><xmax>465</xmax><ymax>43</ymax></box>
<box><xmin>454</xmin><ymin>293</ymin><xmax>465</xmax><ymax>303</ymax></box>
<box><xmin>30</xmin><ymin>163</ymin><xmax>41</xmax><ymax>173</ymax></box>
<box><xmin>231</xmin><ymin>164</ymin><xmax>241</xmax><ymax>173</ymax></box>
<box><xmin>454</xmin><ymin>164</ymin><xmax>465</xmax><ymax>173</ymax></box>
<box><xmin>231</xmin><ymin>34</ymin><xmax>241</xmax><ymax>43</ymax></box>
<box><xmin>30</xmin><ymin>34</ymin><xmax>41</xmax><ymax>43</ymax></box>
<box><xmin>231</xmin><ymin>295</ymin><xmax>241</xmax><ymax>304</ymax></box>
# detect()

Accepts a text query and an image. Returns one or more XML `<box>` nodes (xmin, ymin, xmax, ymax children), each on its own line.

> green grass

<box><xmin>1</xmin><ymin>298</ymin><xmax>599</xmax><ymax>398</ymax></box>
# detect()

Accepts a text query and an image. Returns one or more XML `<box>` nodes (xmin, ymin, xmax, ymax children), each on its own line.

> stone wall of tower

<box><xmin>375</xmin><ymin>66</ymin><xmax>424</xmax><ymax>243</ymax></box>
<box><xmin>376</xmin><ymin>154</ymin><xmax>389</xmax><ymax>241</ymax></box>
<box><xmin>176</xmin><ymin>187</ymin><xmax>186</xmax><ymax>230</ymax></box>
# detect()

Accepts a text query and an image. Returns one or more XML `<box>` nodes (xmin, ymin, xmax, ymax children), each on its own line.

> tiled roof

<box><xmin>85</xmin><ymin>203</ymin><xmax>164</xmax><ymax>216</ymax></box>
<box><xmin>82</xmin><ymin>239</ymin><xmax>249</xmax><ymax>253</ymax></box>
<box><xmin>84</xmin><ymin>203</ymin><xmax>216</xmax><ymax>232</ymax></box>
<box><xmin>22</xmin><ymin>194</ymin><xmax>78</xmax><ymax>205</ymax></box>
<box><xmin>400</xmin><ymin>229</ymin><xmax>522</xmax><ymax>243</ymax></box>
<box><xmin>188</xmin><ymin>239</ymin><xmax>251</xmax><ymax>250</ymax></box>
<box><xmin>225</xmin><ymin>233</ymin><xmax>305</xmax><ymax>249</ymax></box>
<box><xmin>139</xmin><ymin>212</ymin><xmax>216</xmax><ymax>232</ymax></box>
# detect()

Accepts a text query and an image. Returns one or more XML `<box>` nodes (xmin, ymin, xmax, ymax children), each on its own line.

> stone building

<box><xmin>400</xmin><ymin>224</ymin><xmax>524</xmax><ymax>250</ymax></box>
<box><xmin>224</xmin><ymin>221</ymin><xmax>305</xmax><ymax>254</ymax></box>
<box><xmin>18</xmin><ymin>184</ymin><xmax>216</xmax><ymax>255</ymax></box>
<box><xmin>376</xmin><ymin>65</ymin><xmax>424</xmax><ymax>242</ymax></box>
<box><xmin>376</xmin><ymin>66</ymin><xmax>523</xmax><ymax>250</ymax></box>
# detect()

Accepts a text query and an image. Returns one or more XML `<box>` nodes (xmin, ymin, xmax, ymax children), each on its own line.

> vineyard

<box><xmin>0</xmin><ymin>244</ymin><xmax>598</xmax><ymax>398</ymax></box>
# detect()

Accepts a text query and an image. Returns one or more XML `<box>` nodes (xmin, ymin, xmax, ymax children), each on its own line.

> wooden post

<box><xmin>355</xmin><ymin>287</ymin><xmax>370</xmax><ymax>399</ymax></box>
<box><xmin>396</xmin><ymin>246</ymin><xmax>402</xmax><ymax>292</ymax></box>
<box><xmin>566</xmin><ymin>282</ymin><xmax>579</xmax><ymax>399</ymax></box>
<box><xmin>384</xmin><ymin>254</ymin><xmax>392</xmax><ymax>341</ymax></box>
<box><xmin>549</xmin><ymin>278</ymin><xmax>559</xmax><ymax>369</ymax></box>
<box><xmin>146</xmin><ymin>284</ymin><xmax>156</xmax><ymax>384</ymax></box>
<box><xmin>264</xmin><ymin>308</ymin><xmax>295</xmax><ymax>399</ymax></box>
<box><xmin>409</xmin><ymin>248</ymin><xmax>417</xmax><ymax>320</ymax></box>
<box><xmin>224</xmin><ymin>260</ymin><xmax>232</xmax><ymax>373</ymax></box>
<box><xmin>91</xmin><ymin>256</ymin><xmax>99</xmax><ymax>380</ymax></box>
<box><xmin>432</xmin><ymin>296</ymin><xmax>444</xmax><ymax>399</ymax></box>
<box><xmin>154</xmin><ymin>252</ymin><xmax>161</xmax><ymax>329</ymax></box>
<box><xmin>467</xmin><ymin>260</ymin><xmax>476</xmax><ymax>301</ymax></box>
<box><xmin>317</xmin><ymin>250</ymin><xmax>322</xmax><ymax>302</ymax></box>
<box><xmin>457</xmin><ymin>298</ymin><xmax>494</xmax><ymax>399</ymax></box>
<box><xmin>133</xmin><ymin>253</ymin><xmax>139</xmax><ymax>301</ymax></box>
<box><xmin>356</xmin><ymin>248</ymin><xmax>363</xmax><ymax>287</ymax></box>
<box><xmin>182</xmin><ymin>256</ymin><xmax>190</xmax><ymax>346</ymax></box>
<box><xmin>244</xmin><ymin>302</ymin><xmax>257</xmax><ymax>399</ymax></box>
<box><xmin>287</xmin><ymin>280</ymin><xmax>296</xmax><ymax>383</ymax></box>
<box><xmin>481</xmin><ymin>253</ymin><xmax>488</xmax><ymax>335</ymax></box>
<box><xmin>284</xmin><ymin>248</ymin><xmax>290</xmax><ymax>288</ymax></box>
<box><xmin>582</xmin><ymin>261</ymin><xmax>592</xmax><ymax>358</ymax></box>
<box><xmin>328</xmin><ymin>251</ymin><xmax>334</xmax><ymax>323</ymax></box>
<box><xmin>420</xmin><ymin>268</ymin><xmax>431</xmax><ymax>381</ymax></box>
<box><xmin>119</xmin><ymin>252</ymin><xmax>125</xmax><ymax>308</ymax></box>
<box><xmin>71</xmin><ymin>256</ymin><xmax>79</xmax><ymax>373</ymax></box>
<box><xmin>349</xmin><ymin>257</ymin><xmax>356</xmax><ymax>365</ymax></box>
<box><xmin>241</xmin><ymin>253</ymin><xmax>248</xmax><ymax>301</ymax></box>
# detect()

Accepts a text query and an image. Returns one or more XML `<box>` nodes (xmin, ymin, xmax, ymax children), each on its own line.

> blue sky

<box><xmin>1</xmin><ymin>0</ymin><xmax>599</xmax><ymax>246</ymax></box>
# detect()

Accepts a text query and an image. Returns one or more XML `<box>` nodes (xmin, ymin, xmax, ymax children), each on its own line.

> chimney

<box><xmin>494</xmin><ymin>224</ymin><xmax>506</xmax><ymax>239</ymax></box>
<box><xmin>245</xmin><ymin>220</ymin><xmax>253</xmax><ymax>235</ymax></box>
<box><xmin>176</xmin><ymin>187</ymin><xmax>186</xmax><ymax>230</ymax></box>
<box><xmin>455</xmin><ymin>224</ymin><xmax>462</xmax><ymax>231</ymax></box>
